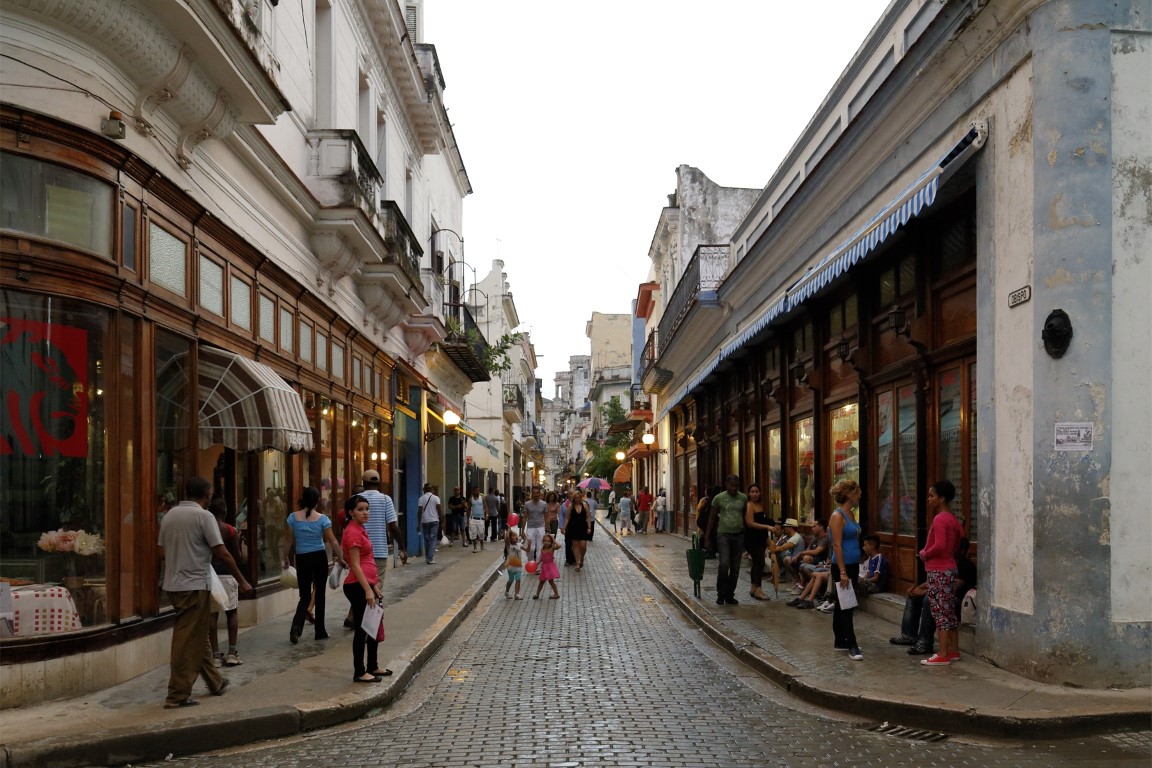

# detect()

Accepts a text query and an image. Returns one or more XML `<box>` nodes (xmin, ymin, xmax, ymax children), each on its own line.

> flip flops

<box><xmin>163</xmin><ymin>698</ymin><xmax>199</xmax><ymax>709</ymax></box>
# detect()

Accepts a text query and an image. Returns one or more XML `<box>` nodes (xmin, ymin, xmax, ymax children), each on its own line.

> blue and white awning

<box><xmin>786</xmin><ymin>121</ymin><xmax>986</xmax><ymax>309</ymax></box>
<box><xmin>659</xmin><ymin>122</ymin><xmax>987</xmax><ymax>421</ymax></box>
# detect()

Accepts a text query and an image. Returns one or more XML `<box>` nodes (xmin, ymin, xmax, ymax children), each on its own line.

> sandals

<box><xmin>163</xmin><ymin>698</ymin><xmax>200</xmax><ymax>709</ymax></box>
<box><xmin>353</xmin><ymin>674</ymin><xmax>381</xmax><ymax>683</ymax></box>
<box><xmin>368</xmin><ymin>668</ymin><xmax>393</xmax><ymax>677</ymax></box>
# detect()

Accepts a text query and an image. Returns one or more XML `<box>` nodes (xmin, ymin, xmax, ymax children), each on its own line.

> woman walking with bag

<box><xmin>284</xmin><ymin>487</ymin><xmax>344</xmax><ymax>644</ymax></box>
<box><xmin>828</xmin><ymin>479</ymin><xmax>864</xmax><ymax>660</ymax></box>
<box><xmin>341</xmin><ymin>494</ymin><xmax>390</xmax><ymax>682</ymax></box>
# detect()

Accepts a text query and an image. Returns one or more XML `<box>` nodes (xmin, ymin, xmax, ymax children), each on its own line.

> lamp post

<box><xmin>425</xmin><ymin>409</ymin><xmax>461</xmax><ymax>442</ymax></box>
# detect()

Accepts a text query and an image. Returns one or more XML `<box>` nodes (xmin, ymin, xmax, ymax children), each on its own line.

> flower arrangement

<box><xmin>37</xmin><ymin>528</ymin><xmax>104</xmax><ymax>578</ymax></box>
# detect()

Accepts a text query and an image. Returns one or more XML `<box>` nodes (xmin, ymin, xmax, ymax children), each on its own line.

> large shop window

<box><xmin>0</xmin><ymin>152</ymin><xmax>114</xmax><ymax>258</ymax></box>
<box><xmin>875</xmin><ymin>384</ymin><xmax>918</xmax><ymax>536</ymax></box>
<box><xmin>829</xmin><ymin>402</ymin><xmax>860</xmax><ymax>489</ymax></box>
<box><xmin>793</xmin><ymin>417</ymin><xmax>816</xmax><ymax>521</ymax></box>
<box><xmin>937</xmin><ymin>362</ymin><xmax>977</xmax><ymax>543</ymax></box>
<box><xmin>1</xmin><ymin>291</ymin><xmax>110</xmax><ymax>636</ymax></box>
<box><xmin>765</xmin><ymin>427</ymin><xmax>782</xmax><ymax>520</ymax></box>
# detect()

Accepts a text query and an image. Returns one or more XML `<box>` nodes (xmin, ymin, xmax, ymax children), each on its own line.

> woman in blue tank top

<box><xmin>285</xmin><ymin>486</ymin><xmax>345</xmax><ymax>644</ymax></box>
<box><xmin>829</xmin><ymin>479</ymin><xmax>863</xmax><ymax>660</ymax></box>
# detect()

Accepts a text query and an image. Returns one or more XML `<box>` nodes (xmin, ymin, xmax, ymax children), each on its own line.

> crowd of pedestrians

<box><xmin>685</xmin><ymin>473</ymin><xmax>973</xmax><ymax>669</ymax></box>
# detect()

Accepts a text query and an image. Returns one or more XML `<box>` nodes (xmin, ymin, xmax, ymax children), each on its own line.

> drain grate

<box><xmin>866</xmin><ymin>722</ymin><xmax>950</xmax><ymax>742</ymax></box>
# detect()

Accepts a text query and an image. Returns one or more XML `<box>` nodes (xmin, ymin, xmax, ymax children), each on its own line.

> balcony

<box><xmin>653</xmin><ymin>244</ymin><xmax>728</xmax><ymax>381</ymax></box>
<box><xmin>439</xmin><ymin>304</ymin><xmax>492</xmax><ymax>383</ymax></box>
<box><xmin>503</xmin><ymin>384</ymin><xmax>525</xmax><ymax>424</ymax></box>
<box><xmin>639</xmin><ymin>329</ymin><xmax>672</xmax><ymax>396</ymax></box>
<box><xmin>305</xmin><ymin>129</ymin><xmax>382</xmax><ymax>217</ymax></box>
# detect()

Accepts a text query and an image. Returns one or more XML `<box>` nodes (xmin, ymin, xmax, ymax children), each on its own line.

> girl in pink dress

<box><xmin>533</xmin><ymin>534</ymin><xmax>562</xmax><ymax>599</ymax></box>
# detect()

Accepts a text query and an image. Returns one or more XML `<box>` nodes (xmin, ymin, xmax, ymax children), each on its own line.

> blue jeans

<box><xmin>715</xmin><ymin>532</ymin><xmax>744</xmax><ymax>600</ymax></box>
<box><xmin>421</xmin><ymin>521</ymin><xmax>440</xmax><ymax>562</ymax></box>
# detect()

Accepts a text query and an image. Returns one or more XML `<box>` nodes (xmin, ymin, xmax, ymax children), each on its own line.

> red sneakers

<box><xmin>920</xmin><ymin>654</ymin><xmax>952</xmax><ymax>666</ymax></box>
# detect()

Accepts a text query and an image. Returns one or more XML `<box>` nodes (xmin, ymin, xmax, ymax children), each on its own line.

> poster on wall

<box><xmin>1054</xmin><ymin>422</ymin><xmax>1093</xmax><ymax>451</ymax></box>
<box><xmin>0</xmin><ymin>318</ymin><xmax>89</xmax><ymax>457</ymax></box>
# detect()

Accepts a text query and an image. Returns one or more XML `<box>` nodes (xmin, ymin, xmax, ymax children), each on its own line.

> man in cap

<box><xmin>360</xmin><ymin>470</ymin><xmax>406</xmax><ymax>578</ymax></box>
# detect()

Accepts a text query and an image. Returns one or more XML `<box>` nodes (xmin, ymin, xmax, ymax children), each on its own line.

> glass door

<box><xmin>873</xmin><ymin>381</ymin><xmax>918</xmax><ymax>593</ymax></box>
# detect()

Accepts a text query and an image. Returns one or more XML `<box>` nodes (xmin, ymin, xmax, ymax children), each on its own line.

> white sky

<box><xmin>423</xmin><ymin>0</ymin><xmax>893</xmax><ymax>394</ymax></box>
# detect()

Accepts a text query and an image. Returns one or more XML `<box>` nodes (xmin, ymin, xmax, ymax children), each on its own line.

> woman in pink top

<box><xmin>918</xmin><ymin>480</ymin><xmax>965</xmax><ymax>667</ymax></box>
<box><xmin>341</xmin><ymin>495</ymin><xmax>388</xmax><ymax>682</ymax></box>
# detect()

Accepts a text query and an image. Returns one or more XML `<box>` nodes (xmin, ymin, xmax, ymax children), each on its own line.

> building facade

<box><xmin>0</xmin><ymin>0</ymin><xmax>489</xmax><ymax>706</ymax></box>
<box><xmin>642</xmin><ymin>0</ymin><xmax>1150</xmax><ymax>687</ymax></box>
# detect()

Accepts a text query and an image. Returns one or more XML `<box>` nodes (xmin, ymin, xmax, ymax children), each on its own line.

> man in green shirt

<box><xmin>705</xmin><ymin>474</ymin><xmax>748</xmax><ymax>605</ymax></box>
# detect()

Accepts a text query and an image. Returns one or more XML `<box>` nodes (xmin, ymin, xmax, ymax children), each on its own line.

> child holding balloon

<box><xmin>504</xmin><ymin>529</ymin><xmax>529</xmax><ymax>600</ymax></box>
<box><xmin>532</xmin><ymin>533</ymin><xmax>562</xmax><ymax>600</ymax></box>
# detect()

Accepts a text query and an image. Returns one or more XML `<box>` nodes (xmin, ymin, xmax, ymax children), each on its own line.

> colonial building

<box><xmin>0</xmin><ymin>0</ymin><xmax>485</xmax><ymax>705</ymax></box>
<box><xmin>641</xmin><ymin>0</ymin><xmax>1149</xmax><ymax>687</ymax></box>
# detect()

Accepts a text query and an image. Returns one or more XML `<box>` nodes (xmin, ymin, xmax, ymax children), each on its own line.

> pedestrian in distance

<box><xmin>504</xmin><ymin>529</ymin><xmax>529</xmax><ymax>600</ymax></box>
<box><xmin>284</xmin><ymin>486</ymin><xmax>345</xmax><ymax>644</ymax></box>
<box><xmin>533</xmin><ymin>533</ymin><xmax>562</xmax><ymax>599</ymax></box>
<box><xmin>743</xmin><ymin>483</ymin><xmax>774</xmax><ymax>601</ymax></box>
<box><xmin>704</xmin><ymin>474</ymin><xmax>748</xmax><ymax>605</ymax></box>
<box><xmin>544</xmin><ymin>491</ymin><xmax>561</xmax><ymax>536</ymax></box>
<box><xmin>828</xmin><ymin>479</ymin><xmax>864</xmax><ymax>660</ymax></box>
<box><xmin>417</xmin><ymin>483</ymin><xmax>443</xmax><ymax>565</ymax></box>
<box><xmin>919</xmin><ymin>480</ymin><xmax>965</xmax><ymax>666</ymax></box>
<box><xmin>207</xmin><ymin>498</ymin><xmax>243</xmax><ymax>667</ymax></box>
<box><xmin>655</xmin><ymin>489</ymin><xmax>668</xmax><ymax>533</ymax></box>
<box><xmin>468</xmin><ymin>487</ymin><xmax>486</xmax><ymax>552</ymax></box>
<box><xmin>484</xmin><ymin>487</ymin><xmax>501</xmax><ymax>542</ymax></box>
<box><xmin>564</xmin><ymin>489</ymin><xmax>593</xmax><ymax>571</ymax></box>
<box><xmin>636</xmin><ymin>486</ymin><xmax>654</xmax><ymax>532</ymax></box>
<box><xmin>158</xmin><ymin>476</ymin><xmax>252</xmax><ymax>709</ymax></box>
<box><xmin>617</xmin><ymin>490</ymin><xmax>634</xmax><ymax>534</ymax></box>
<box><xmin>447</xmin><ymin>486</ymin><xmax>468</xmax><ymax>547</ymax></box>
<box><xmin>521</xmin><ymin>485</ymin><xmax>548</xmax><ymax>562</ymax></box>
<box><xmin>340</xmin><ymin>494</ymin><xmax>391</xmax><ymax>683</ymax></box>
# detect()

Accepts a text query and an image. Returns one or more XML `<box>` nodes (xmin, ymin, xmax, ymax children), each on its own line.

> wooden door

<box><xmin>871</xmin><ymin>381</ymin><xmax>919</xmax><ymax>594</ymax></box>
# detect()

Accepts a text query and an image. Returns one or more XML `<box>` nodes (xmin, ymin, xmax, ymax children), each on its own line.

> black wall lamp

<box><xmin>425</xmin><ymin>410</ymin><xmax>461</xmax><ymax>443</ymax></box>
<box><xmin>889</xmin><ymin>305</ymin><xmax>909</xmax><ymax>337</ymax></box>
<box><xmin>790</xmin><ymin>359</ymin><xmax>808</xmax><ymax>384</ymax></box>
<box><xmin>836</xmin><ymin>337</ymin><xmax>852</xmax><ymax>363</ymax></box>
<box><xmin>1042</xmin><ymin>309</ymin><xmax>1073</xmax><ymax>358</ymax></box>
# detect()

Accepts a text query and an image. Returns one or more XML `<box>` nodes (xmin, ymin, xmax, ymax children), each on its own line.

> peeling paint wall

<box><xmin>1109</xmin><ymin>30</ymin><xmax>1152</xmax><ymax>624</ymax></box>
<box><xmin>989</xmin><ymin>60</ymin><xmax>1037</xmax><ymax>616</ymax></box>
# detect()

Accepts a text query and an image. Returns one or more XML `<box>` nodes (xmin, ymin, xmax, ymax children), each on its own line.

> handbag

<box><xmin>328</xmin><ymin>561</ymin><xmax>347</xmax><ymax>590</ymax></box>
<box><xmin>208</xmin><ymin>569</ymin><xmax>229</xmax><ymax>612</ymax></box>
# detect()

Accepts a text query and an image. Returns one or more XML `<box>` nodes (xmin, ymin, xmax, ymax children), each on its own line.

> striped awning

<box><xmin>786</xmin><ymin>122</ymin><xmax>987</xmax><ymax>308</ymax></box>
<box><xmin>659</xmin><ymin>123</ymin><xmax>988</xmax><ymax>422</ymax></box>
<box><xmin>197</xmin><ymin>347</ymin><xmax>313</xmax><ymax>453</ymax></box>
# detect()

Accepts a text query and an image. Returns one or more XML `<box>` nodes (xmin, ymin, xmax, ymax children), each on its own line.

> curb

<box><xmin>4</xmin><ymin>562</ymin><xmax>502</xmax><ymax>768</ymax></box>
<box><xmin>603</xmin><ymin>524</ymin><xmax>1151</xmax><ymax>740</ymax></box>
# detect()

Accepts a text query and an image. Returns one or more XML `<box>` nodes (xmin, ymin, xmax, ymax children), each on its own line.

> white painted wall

<box><xmin>1109</xmin><ymin>31</ymin><xmax>1152</xmax><ymax>624</ymax></box>
<box><xmin>988</xmin><ymin>61</ymin><xmax>1037</xmax><ymax>616</ymax></box>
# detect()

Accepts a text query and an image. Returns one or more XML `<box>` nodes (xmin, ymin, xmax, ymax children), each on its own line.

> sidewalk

<box><xmin>0</xmin><ymin>539</ymin><xmax>503</xmax><ymax>768</ymax></box>
<box><xmin>3</xmin><ymin>526</ymin><xmax>1150</xmax><ymax>768</ymax></box>
<box><xmin>610</xmin><ymin>526</ymin><xmax>1151</xmax><ymax>740</ymax></box>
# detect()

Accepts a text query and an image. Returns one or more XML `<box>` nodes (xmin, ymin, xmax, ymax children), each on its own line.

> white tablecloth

<box><xmin>10</xmin><ymin>585</ymin><xmax>83</xmax><ymax>636</ymax></box>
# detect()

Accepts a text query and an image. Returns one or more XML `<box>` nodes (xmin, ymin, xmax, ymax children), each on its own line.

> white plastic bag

<box><xmin>328</xmin><ymin>562</ymin><xmax>347</xmax><ymax>590</ymax></box>
<box><xmin>440</xmin><ymin>534</ymin><xmax>450</xmax><ymax>546</ymax></box>
<box><xmin>208</xmin><ymin>569</ymin><xmax>229</xmax><ymax>612</ymax></box>
<box><xmin>279</xmin><ymin>565</ymin><xmax>298</xmax><ymax>589</ymax></box>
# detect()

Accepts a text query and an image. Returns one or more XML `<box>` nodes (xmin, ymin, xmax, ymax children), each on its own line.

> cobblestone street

<box><xmin>161</xmin><ymin>538</ymin><xmax>1151</xmax><ymax>768</ymax></box>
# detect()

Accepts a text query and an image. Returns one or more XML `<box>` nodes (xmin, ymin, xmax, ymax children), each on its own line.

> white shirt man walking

<box><xmin>418</xmin><ymin>483</ymin><xmax>443</xmax><ymax>564</ymax></box>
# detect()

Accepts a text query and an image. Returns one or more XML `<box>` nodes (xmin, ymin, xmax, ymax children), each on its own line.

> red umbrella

<box><xmin>577</xmin><ymin>477</ymin><xmax>611</xmax><ymax>491</ymax></box>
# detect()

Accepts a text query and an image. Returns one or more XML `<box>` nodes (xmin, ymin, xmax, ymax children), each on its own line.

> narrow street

<box><xmin>157</xmin><ymin>536</ymin><xmax>1151</xmax><ymax>768</ymax></box>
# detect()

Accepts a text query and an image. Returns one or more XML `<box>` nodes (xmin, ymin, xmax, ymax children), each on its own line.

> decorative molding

<box><xmin>312</xmin><ymin>231</ymin><xmax>360</xmax><ymax>297</ymax></box>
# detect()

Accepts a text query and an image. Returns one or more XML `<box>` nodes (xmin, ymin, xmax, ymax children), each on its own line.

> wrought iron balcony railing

<box><xmin>378</xmin><ymin>200</ymin><xmax>423</xmax><ymax>285</ymax></box>
<box><xmin>656</xmin><ymin>244</ymin><xmax>728</xmax><ymax>354</ymax></box>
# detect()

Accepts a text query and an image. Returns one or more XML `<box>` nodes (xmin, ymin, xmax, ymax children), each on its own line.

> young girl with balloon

<box><xmin>504</xmin><ymin>529</ymin><xmax>529</xmax><ymax>600</ymax></box>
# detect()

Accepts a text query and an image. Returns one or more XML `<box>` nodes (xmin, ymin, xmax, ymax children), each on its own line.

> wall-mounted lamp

<box><xmin>1042</xmin><ymin>308</ymin><xmax>1073</xmax><ymax>358</ymax></box>
<box><xmin>101</xmin><ymin>110</ymin><xmax>126</xmax><ymax>140</ymax></box>
<box><xmin>615</xmin><ymin>451</ymin><xmax>626</xmax><ymax>461</ymax></box>
<box><xmin>836</xmin><ymin>337</ymin><xmax>852</xmax><ymax>363</ymax></box>
<box><xmin>527</xmin><ymin>460</ymin><xmax>535</xmax><ymax>470</ymax></box>
<box><xmin>320</xmin><ymin>398</ymin><xmax>332</xmax><ymax>416</ymax></box>
<box><xmin>424</xmin><ymin>409</ymin><xmax>461</xmax><ymax>442</ymax></box>
<box><xmin>641</xmin><ymin>432</ymin><xmax>668</xmax><ymax>454</ymax></box>
<box><xmin>889</xmin><ymin>305</ymin><xmax>908</xmax><ymax>337</ymax></box>
<box><xmin>790</xmin><ymin>359</ymin><xmax>808</xmax><ymax>384</ymax></box>
<box><xmin>370</xmin><ymin>451</ymin><xmax>388</xmax><ymax>462</ymax></box>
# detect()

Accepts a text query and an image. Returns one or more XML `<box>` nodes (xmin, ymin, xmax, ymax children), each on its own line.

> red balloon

<box><xmin>525</xmin><ymin>560</ymin><xmax>538</xmax><ymax>574</ymax></box>
<box><xmin>507</xmin><ymin>512</ymin><xmax>520</xmax><ymax>527</ymax></box>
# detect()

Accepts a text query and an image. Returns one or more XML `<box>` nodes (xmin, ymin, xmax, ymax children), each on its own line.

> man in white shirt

<box><xmin>418</xmin><ymin>483</ymin><xmax>443</xmax><ymax>564</ymax></box>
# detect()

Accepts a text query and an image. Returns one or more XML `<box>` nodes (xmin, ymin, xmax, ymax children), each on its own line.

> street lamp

<box><xmin>615</xmin><ymin>450</ymin><xmax>626</xmax><ymax>461</ymax></box>
<box><xmin>641</xmin><ymin>432</ymin><xmax>668</xmax><ymax>454</ymax></box>
<box><xmin>425</xmin><ymin>409</ymin><xmax>461</xmax><ymax>442</ymax></box>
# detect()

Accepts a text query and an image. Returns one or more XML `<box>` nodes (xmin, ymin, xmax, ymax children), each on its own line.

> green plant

<box><xmin>482</xmin><ymin>332</ymin><xmax>523</xmax><ymax>375</ymax></box>
<box><xmin>581</xmin><ymin>400</ymin><xmax>632</xmax><ymax>480</ymax></box>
